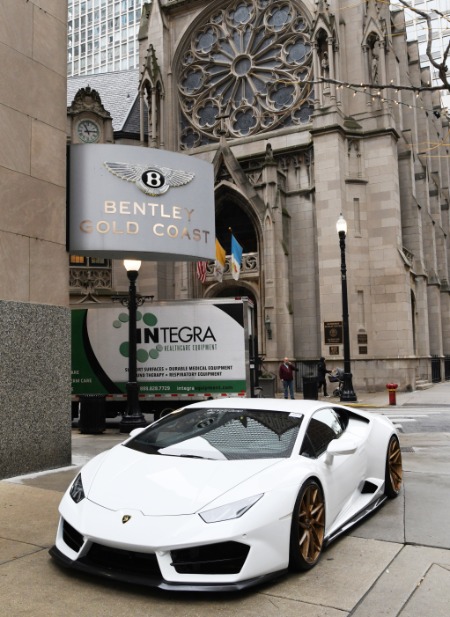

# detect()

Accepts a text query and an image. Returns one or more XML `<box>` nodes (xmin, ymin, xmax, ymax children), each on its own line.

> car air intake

<box><xmin>171</xmin><ymin>541</ymin><xmax>250</xmax><ymax>574</ymax></box>
<box><xmin>62</xmin><ymin>519</ymin><xmax>84</xmax><ymax>552</ymax></box>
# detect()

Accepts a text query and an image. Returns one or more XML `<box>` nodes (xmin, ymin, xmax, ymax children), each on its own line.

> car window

<box><xmin>126</xmin><ymin>407</ymin><xmax>304</xmax><ymax>460</ymax></box>
<box><xmin>300</xmin><ymin>408</ymin><xmax>344</xmax><ymax>458</ymax></box>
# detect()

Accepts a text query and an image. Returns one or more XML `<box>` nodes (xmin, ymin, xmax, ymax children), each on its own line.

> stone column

<box><xmin>261</xmin><ymin>151</ymin><xmax>294</xmax><ymax>360</ymax></box>
<box><xmin>327</xmin><ymin>38</ymin><xmax>336</xmax><ymax>103</ymax></box>
<box><xmin>313</xmin><ymin>42</ymin><xmax>321</xmax><ymax>110</ymax></box>
<box><xmin>160</xmin><ymin>94</ymin><xmax>165</xmax><ymax>149</ymax></box>
<box><xmin>140</xmin><ymin>91</ymin><xmax>145</xmax><ymax>143</ymax></box>
<box><xmin>440</xmin><ymin>287</ymin><xmax>450</xmax><ymax>355</ymax></box>
<box><xmin>363</xmin><ymin>45</ymin><xmax>371</xmax><ymax>108</ymax></box>
<box><xmin>151</xmin><ymin>87</ymin><xmax>157</xmax><ymax>148</ymax></box>
<box><xmin>428</xmin><ymin>284</ymin><xmax>443</xmax><ymax>356</ymax></box>
<box><xmin>414</xmin><ymin>275</ymin><xmax>431</xmax><ymax>358</ymax></box>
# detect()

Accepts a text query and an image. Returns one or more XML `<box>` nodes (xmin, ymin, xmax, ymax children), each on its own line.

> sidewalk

<box><xmin>2</xmin><ymin>383</ymin><xmax>450</xmax><ymax>616</ymax></box>
<box><xmin>321</xmin><ymin>379</ymin><xmax>450</xmax><ymax>408</ymax></box>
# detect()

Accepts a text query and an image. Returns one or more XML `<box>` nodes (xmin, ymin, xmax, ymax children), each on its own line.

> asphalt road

<box><xmin>378</xmin><ymin>404</ymin><xmax>450</xmax><ymax>433</ymax></box>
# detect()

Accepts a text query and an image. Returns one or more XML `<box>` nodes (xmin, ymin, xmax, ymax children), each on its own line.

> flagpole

<box><xmin>229</xmin><ymin>226</ymin><xmax>234</xmax><ymax>279</ymax></box>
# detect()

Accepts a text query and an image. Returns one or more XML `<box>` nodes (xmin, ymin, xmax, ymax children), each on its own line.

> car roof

<box><xmin>184</xmin><ymin>397</ymin><xmax>341</xmax><ymax>419</ymax></box>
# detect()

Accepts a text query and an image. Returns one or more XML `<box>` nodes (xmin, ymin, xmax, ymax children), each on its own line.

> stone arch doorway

<box><xmin>209</xmin><ymin>185</ymin><xmax>265</xmax><ymax>352</ymax></box>
<box><xmin>215</xmin><ymin>191</ymin><xmax>259</xmax><ymax>255</ymax></box>
<box><xmin>205</xmin><ymin>275</ymin><xmax>259</xmax><ymax>332</ymax></box>
<box><xmin>215</xmin><ymin>284</ymin><xmax>256</xmax><ymax>306</ymax></box>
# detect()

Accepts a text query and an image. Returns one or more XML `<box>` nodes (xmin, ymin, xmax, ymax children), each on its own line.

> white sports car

<box><xmin>50</xmin><ymin>398</ymin><xmax>402</xmax><ymax>591</ymax></box>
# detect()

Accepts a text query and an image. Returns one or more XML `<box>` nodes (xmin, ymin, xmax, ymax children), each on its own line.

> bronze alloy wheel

<box><xmin>385</xmin><ymin>435</ymin><xmax>403</xmax><ymax>498</ymax></box>
<box><xmin>289</xmin><ymin>480</ymin><xmax>325</xmax><ymax>571</ymax></box>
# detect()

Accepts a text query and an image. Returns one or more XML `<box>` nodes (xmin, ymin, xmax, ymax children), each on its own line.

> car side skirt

<box><xmin>324</xmin><ymin>495</ymin><xmax>387</xmax><ymax>546</ymax></box>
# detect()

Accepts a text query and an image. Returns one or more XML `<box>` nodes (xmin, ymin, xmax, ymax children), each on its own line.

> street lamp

<box><xmin>119</xmin><ymin>259</ymin><xmax>148</xmax><ymax>433</ymax></box>
<box><xmin>336</xmin><ymin>214</ymin><xmax>357</xmax><ymax>402</ymax></box>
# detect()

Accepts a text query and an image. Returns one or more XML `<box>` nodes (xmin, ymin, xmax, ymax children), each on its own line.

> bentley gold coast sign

<box><xmin>68</xmin><ymin>144</ymin><xmax>215</xmax><ymax>261</ymax></box>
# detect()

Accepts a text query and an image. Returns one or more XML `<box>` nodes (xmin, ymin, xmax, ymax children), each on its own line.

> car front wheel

<box><xmin>289</xmin><ymin>479</ymin><xmax>325</xmax><ymax>571</ymax></box>
<box><xmin>385</xmin><ymin>435</ymin><xmax>403</xmax><ymax>497</ymax></box>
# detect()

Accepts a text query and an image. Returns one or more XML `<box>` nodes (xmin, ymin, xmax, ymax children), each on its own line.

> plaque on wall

<box><xmin>324</xmin><ymin>321</ymin><xmax>343</xmax><ymax>344</ymax></box>
<box><xmin>329</xmin><ymin>346</ymin><xmax>340</xmax><ymax>355</ymax></box>
<box><xmin>359</xmin><ymin>346</ymin><xmax>368</xmax><ymax>354</ymax></box>
<box><xmin>358</xmin><ymin>333</ymin><xmax>368</xmax><ymax>344</ymax></box>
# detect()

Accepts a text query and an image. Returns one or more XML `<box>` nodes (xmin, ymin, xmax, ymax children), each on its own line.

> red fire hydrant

<box><xmin>386</xmin><ymin>383</ymin><xmax>398</xmax><ymax>406</ymax></box>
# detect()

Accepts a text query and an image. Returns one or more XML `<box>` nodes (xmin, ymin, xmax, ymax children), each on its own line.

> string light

<box><xmin>299</xmin><ymin>77</ymin><xmax>443</xmax><ymax>115</ymax></box>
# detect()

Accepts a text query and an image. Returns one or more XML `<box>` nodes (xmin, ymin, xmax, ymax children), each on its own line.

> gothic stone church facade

<box><xmin>136</xmin><ymin>0</ymin><xmax>450</xmax><ymax>392</ymax></box>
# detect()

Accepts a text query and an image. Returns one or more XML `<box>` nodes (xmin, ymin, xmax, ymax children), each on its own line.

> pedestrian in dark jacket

<box><xmin>279</xmin><ymin>357</ymin><xmax>298</xmax><ymax>399</ymax></box>
<box><xmin>317</xmin><ymin>356</ymin><xmax>331</xmax><ymax>396</ymax></box>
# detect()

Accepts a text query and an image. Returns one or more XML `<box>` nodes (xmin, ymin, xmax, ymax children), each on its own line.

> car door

<box><xmin>300</xmin><ymin>407</ymin><xmax>364</xmax><ymax>529</ymax></box>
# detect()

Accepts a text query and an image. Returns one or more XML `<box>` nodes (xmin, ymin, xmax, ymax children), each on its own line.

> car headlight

<box><xmin>199</xmin><ymin>494</ymin><xmax>263</xmax><ymax>523</ymax></box>
<box><xmin>69</xmin><ymin>473</ymin><xmax>85</xmax><ymax>504</ymax></box>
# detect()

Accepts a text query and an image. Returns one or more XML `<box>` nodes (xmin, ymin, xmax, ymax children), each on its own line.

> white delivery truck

<box><xmin>71</xmin><ymin>297</ymin><xmax>258</xmax><ymax>420</ymax></box>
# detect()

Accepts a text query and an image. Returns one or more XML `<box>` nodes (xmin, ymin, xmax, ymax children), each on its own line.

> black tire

<box><xmin>385</xmin><ymin>435</ymin><xmax>403</xmax><ymax>498</ymax></box>
<box><xmin>289</xmin><ymin>479</ymin><xmax>325</xmax><ymax>571</ymax></box>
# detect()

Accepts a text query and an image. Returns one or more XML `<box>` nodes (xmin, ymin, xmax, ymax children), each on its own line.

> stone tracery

<box><xmin>178</xmin><ymin>0</ymin><xmax>314</xmax><ymax>149</ymax></box>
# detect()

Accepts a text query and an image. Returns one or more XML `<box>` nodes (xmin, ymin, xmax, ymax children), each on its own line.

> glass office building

<box><xmin>401</xmin><ymin>0</ymin><xmax>450</xmax><ymax>108</ymax></box>
<box><xmin>67</xmin><ymin>0</ymin><xmax>145</xmax><ymax>76</ymax></box>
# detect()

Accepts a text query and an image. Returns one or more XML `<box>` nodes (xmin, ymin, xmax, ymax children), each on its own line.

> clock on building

<box><xmin>77</xmin><ymin>119</ymin><xmax>100</xmax><ymax>143</ymax></box>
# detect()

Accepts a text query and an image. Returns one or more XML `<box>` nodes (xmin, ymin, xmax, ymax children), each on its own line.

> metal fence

<box><xmin>272</xmin><ymin>357</ymin><xmax>450</xmax><ymax>389</ymax></box>
<box><xmin>445</xmin><ymin>356</ymin><xmax>450</xmax><ymax>381</ymax></box>
<box><xmin>431</xmin><ymin>355</ymin><xmax>442</xmax><ymax>383</ymax></box>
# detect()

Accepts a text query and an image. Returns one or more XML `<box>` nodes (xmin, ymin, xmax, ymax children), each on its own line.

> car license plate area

<box><xmin>81</xmin><ymin>543</ymin><xmax>161</xmax><ymax>576</ymax></box>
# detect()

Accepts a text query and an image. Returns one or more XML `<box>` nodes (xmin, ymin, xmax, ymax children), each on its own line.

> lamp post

<box><xmin>336</xmin><ymin>214</ymin><xmax>357</xmax><ymax>402</ymax></box>
<box><xmin>119</xmin><ymin>259</ymin><xmax>148</xmax><ymax>433</ymax></box>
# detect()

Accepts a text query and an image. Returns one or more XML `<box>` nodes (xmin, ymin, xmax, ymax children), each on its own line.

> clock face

<box><xmin>77</xmin><ymin>119</ymin><xmax>100</xmax><ymax>143</ymax></box>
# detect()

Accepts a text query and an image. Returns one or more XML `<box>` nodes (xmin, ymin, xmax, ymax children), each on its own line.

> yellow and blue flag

<box><xmin>214</xmin><ymin>238</ymin><xmax>226</xmax><ymax>282</ymax></box>
<box><xmin>231</xmin><ymin>234</ymin><xmax>243</xmax><ymax>281</ymax></box>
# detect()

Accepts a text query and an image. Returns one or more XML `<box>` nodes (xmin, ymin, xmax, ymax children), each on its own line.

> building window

<box><xmin>69</xmin><ymin>256</ymin><xmax>112</xmax><ymax>292</ymax></box>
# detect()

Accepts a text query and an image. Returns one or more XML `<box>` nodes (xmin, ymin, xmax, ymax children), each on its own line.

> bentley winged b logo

<box><xmin>104</xmin><ymin>161</ymin><xmax>195</xmax><ymax>196</ymax></box>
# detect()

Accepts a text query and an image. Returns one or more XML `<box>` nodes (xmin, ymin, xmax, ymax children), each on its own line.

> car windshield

<box><xmin>125</xmin><ymin>407</ymin><xmax>304</xmax><ymax>460</ymax></box>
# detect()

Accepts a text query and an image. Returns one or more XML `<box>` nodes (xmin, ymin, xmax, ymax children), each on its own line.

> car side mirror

<box><xmin>325</xmin><ymin>437</ymin><xmax>358</xmax><ymax>465</ymax></box>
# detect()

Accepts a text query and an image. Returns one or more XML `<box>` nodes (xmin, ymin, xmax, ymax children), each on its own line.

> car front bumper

<box><xmin>49</xmin><ymin>495</ymin><xmax>292</xmax><ymax>591</ymax></box>
<box><xmin>49</xmin><ymin>543</ymin><xmax>286</xmax><ymax>591</ymax></box>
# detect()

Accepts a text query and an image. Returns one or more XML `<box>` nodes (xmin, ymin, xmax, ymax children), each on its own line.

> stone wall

<box><xmin>0</xmin><ymin>1</ymin><xmax>71</xmax><ymax>478</ymax></box>
<box><xmin>0</xmin><ymin>302</ymin><xmax>71</xmax><ymax>479</ymax></box>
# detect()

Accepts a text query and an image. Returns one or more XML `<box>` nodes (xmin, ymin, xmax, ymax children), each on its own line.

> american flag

<box><xmin>196</xmin><ymin>260</ymin><xmax>207</xmax><ymax>284</ymax></box>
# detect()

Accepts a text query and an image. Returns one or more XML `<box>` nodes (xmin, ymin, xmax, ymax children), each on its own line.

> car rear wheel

<box><xmin>289</xmin><ymin>479</ymin><xmax>325</xmax><ymax>571</ymax></box>
<box><xmin>385</xmin><ymin>435</ymin><xmax>403</xmax><ymax>497</ymax></box>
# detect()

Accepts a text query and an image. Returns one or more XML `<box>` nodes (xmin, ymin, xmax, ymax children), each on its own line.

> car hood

<box><xmin>85</xmin><ymin>443</ymin><xmax>282</xmax><ymax>516</ymax></box>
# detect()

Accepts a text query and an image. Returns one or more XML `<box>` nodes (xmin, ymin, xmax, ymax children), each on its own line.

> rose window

<box><xmin>178</xmin><ymin>0</ymin><xmax>313</xmax><ymax>149</ymax></box>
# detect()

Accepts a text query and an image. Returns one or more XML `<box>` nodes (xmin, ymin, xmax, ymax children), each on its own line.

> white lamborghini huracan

<box><xmin>50</xmin><ymin>398</ymin><xmax>402</xmax><ymax>591</ymax></box>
